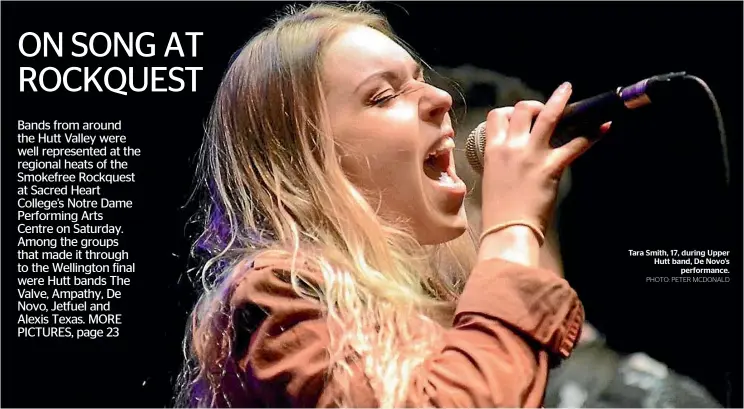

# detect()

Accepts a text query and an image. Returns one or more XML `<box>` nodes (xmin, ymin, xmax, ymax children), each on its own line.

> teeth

<box><xmin>438</xmin><ymin>171</ymin><xmax>456</xmax><ymax>186</ymax></box>
<box><xmin>440</xmin><ymin>137</ymin><xmax>455</xmax><ymax>151</ymax></box>
<box><xmin>428</xmin><ymin>137</ymin><xmax>455</xmax><ymax>158</ymax></box>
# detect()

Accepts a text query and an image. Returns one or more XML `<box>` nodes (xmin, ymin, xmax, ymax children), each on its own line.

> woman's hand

<box><xmin>477</xmin><ymin>82</ymin><xmax>609</xmax><ymax>266</ymax></box>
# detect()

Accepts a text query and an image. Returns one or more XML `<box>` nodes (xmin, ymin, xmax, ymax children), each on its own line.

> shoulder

<box><xmin>225</xmin><ymin>252</ymin><xmax>346</xmax><ymax>407</ymax></box>
<box><xmin>229</xmin><ymin>251</ymin><xmax>324</xmax><ymax>312</ymax></box>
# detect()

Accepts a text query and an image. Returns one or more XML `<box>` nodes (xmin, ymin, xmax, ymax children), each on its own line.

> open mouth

<box><xmin>423</xmin><ymin>138</ymin><xmax>458</xmax><ymax>186</ymax></box>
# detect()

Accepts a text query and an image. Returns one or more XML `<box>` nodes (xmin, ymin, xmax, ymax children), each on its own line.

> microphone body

<box><xmin>465</xmin><ymin>72</ymin><xmax>687</xmax><ymax>174</ymax></box>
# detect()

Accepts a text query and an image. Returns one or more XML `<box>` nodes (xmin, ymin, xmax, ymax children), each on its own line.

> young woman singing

<box><xmin>176</xmin><ymin>3</ymin><xmax>608</xmax><ymax>407</ymax></box>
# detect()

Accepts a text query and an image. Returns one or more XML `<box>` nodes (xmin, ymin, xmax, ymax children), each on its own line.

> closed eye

<box><xmin>369</xmin><ymin>92</ymin><xmax>400</xmax><ymax>106</ymax></box>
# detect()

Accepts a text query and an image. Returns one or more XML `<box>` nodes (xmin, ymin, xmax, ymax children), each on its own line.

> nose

<box><xmin>419</xmin><ymin>84</ymin><xmax>453</xmax><ymax>123</ymax></box>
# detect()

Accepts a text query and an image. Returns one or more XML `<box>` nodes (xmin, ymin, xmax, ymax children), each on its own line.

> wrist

<box><xmin>477</xmin><ymin>224</ymin><xmax>541</xmax><ymax>266</ymax></box>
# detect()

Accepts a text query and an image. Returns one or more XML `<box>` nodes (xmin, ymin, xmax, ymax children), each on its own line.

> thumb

<box><xmin>547</xmin><ymin>121</ymin><xmax>611</xmax><ymax>172</ymax></box>
<box><xmin>548</xmin><ymin>136</ymin><xmax>593</xmax><ymax>173</ymax></box>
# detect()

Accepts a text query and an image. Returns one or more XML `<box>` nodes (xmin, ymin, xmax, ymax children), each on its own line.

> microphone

<box><xmin>465</xmin><ymin>72</ymin><xmax>688</xmax><ymax>174</ymax></box>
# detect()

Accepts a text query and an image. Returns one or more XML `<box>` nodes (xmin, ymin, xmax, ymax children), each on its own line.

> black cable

<box><xmin>681</xmin><ymin>74</ymin><xmax>731</xmax><ymax>188</ymax></box>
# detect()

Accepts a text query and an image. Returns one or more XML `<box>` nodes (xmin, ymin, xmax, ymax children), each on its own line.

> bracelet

<box><xmin>479</xmin><ymin>221</ymin><xmax>546</xmax><ymax>246</ymax></box>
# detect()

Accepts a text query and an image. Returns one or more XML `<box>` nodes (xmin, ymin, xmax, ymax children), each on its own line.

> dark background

<box><xmin>2</xmin><ymin>1</ymin><xmax>741</xmax><ymax>407</ymax></box>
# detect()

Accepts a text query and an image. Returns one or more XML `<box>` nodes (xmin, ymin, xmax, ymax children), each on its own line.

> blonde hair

<box><xmin>175</xmin><ymin>3</ymin><xmax>476</xmax><ymax>407</ymax></box>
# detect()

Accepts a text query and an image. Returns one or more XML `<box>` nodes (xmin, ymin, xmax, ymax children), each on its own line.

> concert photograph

<box><xmin>2</xmin><ymin>1</ymin><xmax>741</xmax><ymax>407</ymax></box>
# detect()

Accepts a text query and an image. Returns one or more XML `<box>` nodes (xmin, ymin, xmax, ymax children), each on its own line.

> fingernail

<box><xmin>557</xmin><ymin>81</ymin><xmax>572</xmax><ymax>94</ymax></box>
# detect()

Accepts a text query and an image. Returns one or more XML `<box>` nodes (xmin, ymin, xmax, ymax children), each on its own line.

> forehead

<box><xmin>322</xmin><ymin>25</ymin><xmax>416</xmax><ymax>89</ymax></box>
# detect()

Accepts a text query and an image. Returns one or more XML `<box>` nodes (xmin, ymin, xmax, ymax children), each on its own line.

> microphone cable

<box><xmin>679</xmin><ymin>74</ymin><xmax>730</xmax><ymax>188</ymax></box>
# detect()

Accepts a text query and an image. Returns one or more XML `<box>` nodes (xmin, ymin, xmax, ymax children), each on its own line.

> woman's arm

<box><xmin>231</xmin><ymin>254</ymin><xmax>583</xmax><ymax>408</ymax></box>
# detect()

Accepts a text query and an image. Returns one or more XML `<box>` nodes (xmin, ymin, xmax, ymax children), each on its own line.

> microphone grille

<box><xmin>465</xmin><ymin>121</ymin><xmax>487</xmax><ymax>174</ymax></box>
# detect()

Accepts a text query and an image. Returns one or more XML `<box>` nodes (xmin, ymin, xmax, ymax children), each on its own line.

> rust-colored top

<box><xmin>226</xmin><ymin>254</ymin><xmax>584</xmax><ymax>407</ymax></box>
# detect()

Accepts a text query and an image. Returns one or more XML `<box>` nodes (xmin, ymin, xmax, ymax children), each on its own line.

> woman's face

<box><xmin>322</xmin><ymin>25</ymin><xmax>467</xmax><ymax>245</ymax></box>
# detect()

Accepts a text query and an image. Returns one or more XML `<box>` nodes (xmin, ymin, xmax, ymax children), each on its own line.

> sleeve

<box><xmin>230</xmin><ymin>256</ymin><xmax>584</xmax><ymax>408</ymax></box>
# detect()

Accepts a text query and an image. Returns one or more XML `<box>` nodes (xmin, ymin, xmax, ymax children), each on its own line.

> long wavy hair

<box><xmin>175</xmin><ymin>3</ymin><xmax>477</xmax><ymax>407</ymax></box>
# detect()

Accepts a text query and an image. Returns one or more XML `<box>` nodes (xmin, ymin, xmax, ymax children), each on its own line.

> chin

<box><xmin>416</xmin><ymin>207</ymin><xmax>468</xmax><ymax>245</ymax></box>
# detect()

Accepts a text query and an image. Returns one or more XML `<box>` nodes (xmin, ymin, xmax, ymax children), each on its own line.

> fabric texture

<box><xmin>225</xmin><ymin>254</ymin><xmax>585</xmax><ymax>407</ymax></box>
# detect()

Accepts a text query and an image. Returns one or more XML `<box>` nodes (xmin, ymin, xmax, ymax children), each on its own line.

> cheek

<box><xmin>340</xmin><ymin>142</ymin><xmax>421</xmax><ymax>200</ymax></box>
<box><xmin>337</xmin><ymin>109</ymin><xmax>422</xmax><ymax>189</ymax></box>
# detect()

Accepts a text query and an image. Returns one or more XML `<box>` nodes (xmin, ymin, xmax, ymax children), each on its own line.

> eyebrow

<box><xmin>354</xmin><ymin>62</ymin><xmax>423</xmax><ymax>94</ymax></box>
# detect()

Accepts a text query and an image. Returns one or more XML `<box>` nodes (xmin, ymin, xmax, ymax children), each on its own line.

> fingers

<box><xmin>484</xmin><ymin>90</ymin><xmax>609</xmax><ymax>175</ymax></box>
<box><xmin>508</xmin><ymin>100</ymin><xmax>544</xmax><ymax>143</ymax></box>
<box><xmin>530</xmin><ymin>82</ymin><xmax>572</xmax><ymax>146</ymax></box>
<box><xmin>548</xmin><ymin>136</ymin><xmax>593</xmax><ymax>173</ymax></box>
<box><xmin>485</xmin><ymin>106</ymin><xmax>514</xmax><ymax>146</ymax></box>
<box><xmin>548</xmin><ymin>120</ymin><xmax>610</xmax><ymax>172</ymax></box>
